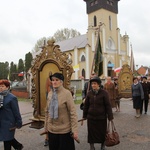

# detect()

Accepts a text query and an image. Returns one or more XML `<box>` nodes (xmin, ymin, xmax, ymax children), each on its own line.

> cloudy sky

<box><xmin>0</xmin><ymin>0</ymin><xmax>149</xmax><ymax>68</ymax></box>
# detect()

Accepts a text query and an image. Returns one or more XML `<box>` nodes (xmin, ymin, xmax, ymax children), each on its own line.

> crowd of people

<box><xmin>0</xmin><ymin>73</ymin><xmax>150</xmax><ymax>150</ymax></box>
<box><xmin>131</xmin><ymin>76</ymin><xmax>150</xmax><ymax>118</ymax></box>
<box><xmin>81</xmin><ymin>74</ymin><xmax>150</xmax><ymax>150</ymax></box>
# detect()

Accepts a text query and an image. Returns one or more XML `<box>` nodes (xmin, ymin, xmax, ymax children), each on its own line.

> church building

<box><xmin>56</xmin><ymin>0</ymin><xmax>131</xmax><ymax>80</ymax></box>
<box><xmin>31</xmin><ymin>0</ymin><xmax>132</xmax><ymax>80</ymax></box>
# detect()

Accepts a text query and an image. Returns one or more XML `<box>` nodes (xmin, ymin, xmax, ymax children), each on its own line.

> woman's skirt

<box><xmin>133</xmin><ymin>96</ymin><xmax>142</xmax><ymax>109</ymax></box>
<box><xmin>87</xmin><ymin>119</ymin><xmax>107</xmax><ymax>143</ymax></box>
<box><xmin>48</xmin><ymin>132</ymin><xmax>75</xmax><ymax>150</ymax></box>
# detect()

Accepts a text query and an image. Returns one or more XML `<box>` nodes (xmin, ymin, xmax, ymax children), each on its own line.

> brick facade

<box><xmin>11</xmin><ymin>89</ymin><xmax>29</xmax><ymax>99</ymax></box>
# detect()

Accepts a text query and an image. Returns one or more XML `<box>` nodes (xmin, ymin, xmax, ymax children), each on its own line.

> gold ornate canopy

<box><xmin>30</xmin><ymin>39</ymin><xmax>74</xmax><ymax>128</ymax></box>
<box><xmin>118</xmin><ymin>64</ymin><xmax>133</xmax><ymax>98</ymax></box>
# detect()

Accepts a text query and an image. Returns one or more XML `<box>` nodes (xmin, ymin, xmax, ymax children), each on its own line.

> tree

<box><xmin>18</xmin><ymin>59</ymin><xmax>24</xmax><ymax>73</ymax></box>
<box><xmin>17</xmin><ymin>59</ymin><xmax>24</xmax><ymax>81</ymax></box>
<box><xmin>31</xmin><ymin>28</ymin><xmax>80</xmax><ymax>54</ymax></box>
<box><xmin>53</xmin><ymin>28</ymin><xmax>81</xmax><ymax>42</ymax></box>
<box><xmin>9</xmin><ymin>62</ymin><xmax>18</xmax><ymax>81</ymax></box>
<box><xmin>0</xmin><ymin>61</ymin><xmax>9</xmax><ymax>79</ymax></box>
<box><xmin>25</xmin><ymin>52</ymin><xmax>33</xmax><ymax>72</ymax></box>
<box><xmin>32</xmin><ymin>37</ymin><xmax>47</xmax><ymax>53</ymax></box>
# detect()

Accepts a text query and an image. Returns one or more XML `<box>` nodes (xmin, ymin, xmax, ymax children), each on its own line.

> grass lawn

<box><xmin>18</xmin><ymin>98</ymin><xmax>32</xmax><ymax>102</ymax></box>
<box><xmin>74</xmin><ymin>99</ymin><xmax>82</xmax><ymax>104</ymax></box>
<box><xmin>76</xmin><ymin>93</ymin><xmax>82</xmax><ymax>97</ymax></box>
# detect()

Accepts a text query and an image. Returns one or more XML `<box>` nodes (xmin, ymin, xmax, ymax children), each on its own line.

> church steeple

<box><xmin>84</xmin><ymin>0</ymin><xmax>120</xmax><ymax>14</ymax></box>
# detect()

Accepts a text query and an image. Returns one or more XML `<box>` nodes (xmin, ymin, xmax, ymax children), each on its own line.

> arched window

<box><xmin>109</xmin><ymin>16</ymin><xmax>112</xmax><ymax>30</ymax></box>
<box><xmin>81</xmin><ymin>55</ymin><xmax>86</xmax><ymax>62</ymax></box>
<box><xmin>94</xmin><ymin>16</ymin><xmax>97</xmax><ymax>27</ymax></box>
<box><xmin>82</xmin><ymin>69</ymin><xmax>85</xmax><ymax>79</ymax></box>
<box><xmin>107</xmin><ymin>38</ymin><xmax>115</xmax><ymax>50</ymax></box>
<box><xmin>108</xmin><ymin>39</ymin><xmax>112</xmax><ymax>49</ymax></box>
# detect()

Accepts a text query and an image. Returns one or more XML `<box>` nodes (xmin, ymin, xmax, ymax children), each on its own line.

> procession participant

<box><xmin>80</xmin><ymin>73</ymin><xmax>97</xmax><ymax>110</ymax></box>
<box><xmin>114</xmin><ymin>77</ymin><xmax>121</xmax><ymax>112</ymax></box>
<box><xmin>82</xmin><ymin>73</ymin><xmax>97</xmax><ymax>100</ymax></box>
<box><xmin>147</xmin><ymin>76</ymin><xmax>150</xmax><ymax>100</ymax></box>
<box><xmin>82</xmin><ymin>76</ymin><xmax>113</xmax><ymax>150</ymax></box>
<box><xmin>131</xmin><ymin>77</ymin><xmax>144</xmax><ymax>118</ymax></box>
<box><xmin>137</xmin><ymin>76</ymin><xmax>142</xmax><ymax>82</ymax></box>
<box><xmin>0</xmin><ymin>79</ymin><xmax>23</xmax><ymax>150</ymax></box>
<box><xmin>44</xmin><ymin>73</ymin><xmax>78</xmax><ymax>150</ymax></box>
<box><xmin>141</xmin><ymin>76</ymin><xmax>150</xmax><ymax>114</ymax></box>
<box><xmin>104</xmin><ymin>76</ymin><xmax>115</xmax><ymax>108</ymax></box>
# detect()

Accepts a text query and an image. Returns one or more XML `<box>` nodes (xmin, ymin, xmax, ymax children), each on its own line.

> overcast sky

<box><xmin>0</xmin><ymin>0</ymin><xmax>149</xmax><ymax>68</ymax></box>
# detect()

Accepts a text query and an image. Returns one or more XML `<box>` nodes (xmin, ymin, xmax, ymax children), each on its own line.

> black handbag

<box><xmin>80</xmin><ymin>98</ymin><xmax>86</xmax><ymax>110</ymax></box>
<box><xmin>80</xmin><ymin>102</ymin><xmax>84</xmax><ymax>110</ymax></box>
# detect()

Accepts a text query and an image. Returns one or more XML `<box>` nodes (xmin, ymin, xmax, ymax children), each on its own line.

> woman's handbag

<box><xmin>80</xmin><ymin>98</ymin><xmax>85</xmax><ymax>110</ymax></box>
<box><xmin>105</xmin><ymin>120</ymin><xmax>120</xmax><ymax>147</ymax></box>
<box><xmin>80</xmin><ymin>102</ymin><xmax>84</xmax><ymax>110</ymax></box>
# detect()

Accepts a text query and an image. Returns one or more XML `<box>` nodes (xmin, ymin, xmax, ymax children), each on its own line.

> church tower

<box><xmin>83</xmin><ymin>0</ymin><xmax>130</xmax><ymax>78</ymax></box>
<box><xmin>84</xmin><ymin>0</ymin><xmax>119</xmax><ymax>14</ymax></box>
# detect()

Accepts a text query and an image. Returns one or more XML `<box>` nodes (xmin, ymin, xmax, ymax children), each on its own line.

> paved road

<box><xmin>1</xmin><ymin>99</ymin><xmax>150</xmax><ymax>150</ymax></box>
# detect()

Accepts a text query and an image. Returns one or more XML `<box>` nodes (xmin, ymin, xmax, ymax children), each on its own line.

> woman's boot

<box><xmin>136</xmin><ymin>109</ymin><xmax>141</xmax><ymax>118</ymax></box>
<box><xmin>135</xmin><ymin>109</ymin><xmax>138</xmax><ymax>117</ymax></box>
<box><xmin>90</xmin><ymin>143</ymin><xmax>95</xmax><ymax>150</ymax></box>
<box><xmin>101</xmin><ymin>142</ymin><xmax>105</xmax><ymax>150</ymax></box>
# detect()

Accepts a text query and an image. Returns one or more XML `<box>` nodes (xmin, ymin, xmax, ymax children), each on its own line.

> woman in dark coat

<box><xmin>0</xmin><ymin>80</ymin><xmax>23</xmax><ymax>150</ymax></box>
<box><xmin>82</xmin><ymin>77</ymin><xmax>114</xmax><ymax>150</ymax></box>
<box><xmin>131</xmin><ymin>77</ymin><xmax>144</xmax><ymax>118</ymax></box>
<box><xmin>141</xmin><ymin>76</ymin><xmax>150</xmax><ymax>114</ymax></box>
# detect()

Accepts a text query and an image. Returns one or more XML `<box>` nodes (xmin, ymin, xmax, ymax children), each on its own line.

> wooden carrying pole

<box><xmin>9</xmin><ymin>121</ymin><xmax>33</xmax><ymax>131</ymax></box>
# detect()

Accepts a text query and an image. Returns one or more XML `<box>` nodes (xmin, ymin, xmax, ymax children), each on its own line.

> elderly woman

<box><xmin>132</xmin><ymin>77</ymin><xmax>144</xmax><ymax>118</ymax></box>
<box><xmin>82</xmin><ymin>76</ymin><xmax>113</xmax><ymax>150</ymax></box>
<box><xmin>44</xmin><ymin>72</ymin><xmax>78</xmax><ymax>150</ymax></box>
<box><xmin>0</xmin><ymin>79</ymin><xmax>23</xmax><ymax>150</ymax></box>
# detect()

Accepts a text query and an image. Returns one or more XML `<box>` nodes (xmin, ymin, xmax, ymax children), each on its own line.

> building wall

<box><xmin>11</xmin><ymin>89</ymin><xmax>29</xmax><ymax>99</ymax></box>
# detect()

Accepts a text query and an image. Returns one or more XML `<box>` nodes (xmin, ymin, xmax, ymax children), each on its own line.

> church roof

<box><xmin>32</xmin><ymin>34</ymin><xmax>88</xmax><ymax>59</ymax></box>
<box><xmin>56</xmin><ymin>34</ymin><xmax>88</xmax><ymax>52</ymax></box>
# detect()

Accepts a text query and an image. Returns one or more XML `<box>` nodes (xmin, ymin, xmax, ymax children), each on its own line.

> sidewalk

<box><xmin>1</xmin><ymin>98</ymin><xmax>150</xmax><ymax>150</ymax></box>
